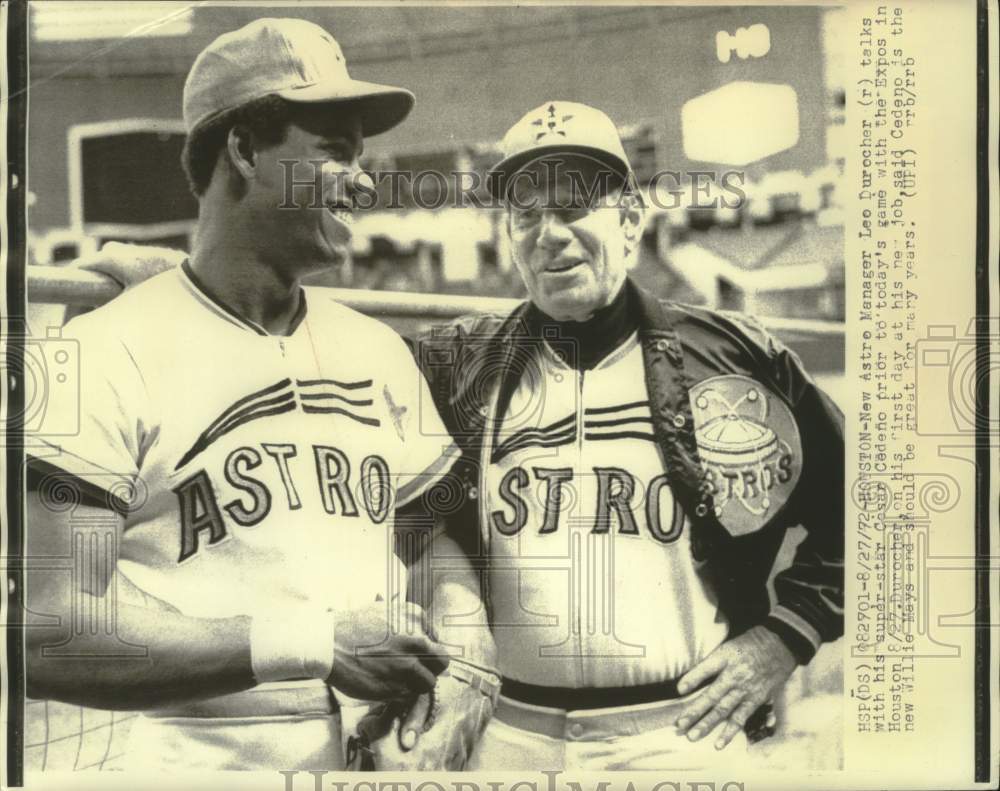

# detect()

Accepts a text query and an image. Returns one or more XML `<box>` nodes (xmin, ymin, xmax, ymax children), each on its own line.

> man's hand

<box><xmin>674</xmin><ymin>626</ymin><xmax>796</xmax><ymax>750</ymax></box>
<box><xmin>354</xmin><ymin>671</ymin><xmax>494</xmax><ymax>770</ymax></box>
<box><xmin>404</xmin><ymin>672</ymin><xmax>494</xmax><ymax>769</ymax></box>
<box><xmin>328</xmin><ymin>602</ymin><xmax>450</xmax><ymax>700</ymax></box>
<box><xmin>72</xmin><ymin>242</ymin><xmax>185</xmax><ymax>289</ymax></box>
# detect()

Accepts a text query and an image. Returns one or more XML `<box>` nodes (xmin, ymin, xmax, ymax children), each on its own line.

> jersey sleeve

<box><xmin>26</xmin><ymin>316</ymin><xmax>149</xmax><ymax>516</ymax></box>
<box><xmin>383</xmin><ymin>334</ymin><xmax>460</xmax><ymax>509</ymax></box>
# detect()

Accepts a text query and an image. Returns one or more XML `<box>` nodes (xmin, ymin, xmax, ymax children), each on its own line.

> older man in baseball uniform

<box><xmin>24</xmin><ymin>19</ymin><xmax>461</xmax><ymax>771</ymax></box>
<box><xmin>63</xmin><ymin>100</ymin><xmax>845</xmax><ymax>771</ymax></box>
<box><xmin>407</xmin><ymin>102</ymin><xmax>845</xmax><ymax>770</ymax></box>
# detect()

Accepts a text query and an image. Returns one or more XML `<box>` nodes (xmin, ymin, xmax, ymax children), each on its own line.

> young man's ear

<box><xmin>619</xmin><ymin>190</ymin><xmax>647</xmax><ymax>255</ymax></box>
<box><xmin>226</xmin><ymin>125</ymin><xmax>258</xmax><ymax>182</ymax></box>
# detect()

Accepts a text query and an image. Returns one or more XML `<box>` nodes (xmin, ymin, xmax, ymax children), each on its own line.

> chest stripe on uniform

<box><xmin>492</xmin><ymin>433</ymin><xmax>577</xmax><ymax>465</ymax></box>
<box><xmin>177</xmin><ymin>378</ymin><xmax>379</xmax><ymax>470</ymax></box>
<box><xmin>584</xmin><ymin>399</ymin><xmax>649</xmax><ymax>415</ymax></box>
<box><xmin>202</xmin><ymin>378</ymin><xmax>293</xmax><ymax>435</ymax></box>
<box><xmin>177</xmin><ymin>396</ymin><xmax>296</xmax><ymax>469</ymax></box>
<box><xmin>492</xmin><ymin>429</ymin><xmax>575</xmax><ymax>464</ymax></box>
<box><xmin>492</xmin><ymin>402</ymin><xmax>657</xmax><ymax>463</ymax></box>
<box><xmin>218</xmin><ymin>392</ymin><xmax>297</xmax><ymax>432</ymax></box>
<box><xmin>584</xmin><ymin>415</ymin><xmax>653</xmax><ymax>429</ymax></box>
<box><xmin>584</xmin><ymin>430</ymin><xmax>656</xmax><ymax>443</ymax></box>
<box><xmin>302</xmin><ymin>404</ymin><xmax>381</xmax><ymax>426</ymax></box>
<box><xmin>300</xmin><ymin>392</ymin><xmax>374</xmax><ymax>407</ymax></box>
<box><xmin>492</xmin><ymin>413</ymin><xmax>576</xmax><ymax>464</ymax></box>
<box><xmin>297</xmin><ymin>377</ymin><xmax>372</xmax><ymax>390</ymax></box>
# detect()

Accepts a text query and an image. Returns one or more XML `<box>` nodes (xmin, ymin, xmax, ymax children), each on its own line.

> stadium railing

<box><xmin>26</xmin><ymin>265</ymin><xmax>845</xmax><ymax>366</ymax></box>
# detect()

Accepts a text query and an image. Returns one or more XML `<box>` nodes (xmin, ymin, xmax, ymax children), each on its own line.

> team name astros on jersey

<box><xmin>490</xmin><ymin>466</ymin><xmax>685</xmax><ymax>543</ymax></box>
<box><xmin>172</xmin><ymin>444</ymin><xmax>392</xmax><ymax>563</ymax></box>
<box><xmin>168</xmin><ymin>376</ymin><xmax>393</xmax><ymax>563</ymax></box>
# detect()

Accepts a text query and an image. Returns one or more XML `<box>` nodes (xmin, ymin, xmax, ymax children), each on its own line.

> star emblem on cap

<box><xmin>531</xmin><ymin>103</ymin><xmax>574</xmax><ymax>142</ymax></box>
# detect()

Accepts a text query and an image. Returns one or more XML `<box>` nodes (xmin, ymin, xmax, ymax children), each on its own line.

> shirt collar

<box><xmin>179</xmin><ymin>260</ymin><xmax>307</xmax><ymax>337</ymax></box>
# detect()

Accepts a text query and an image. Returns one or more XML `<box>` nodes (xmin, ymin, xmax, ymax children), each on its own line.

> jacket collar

<box><xmin>630</xmin><ymin>278</ymin><xmax>674</xmax><ymax>337</ymax></box>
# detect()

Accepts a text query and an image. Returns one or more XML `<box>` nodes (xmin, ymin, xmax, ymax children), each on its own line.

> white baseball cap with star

<box><xmin>488</xmin><ymin>101</ymin><xmax>633</xmax><ymax>200</ymax></box>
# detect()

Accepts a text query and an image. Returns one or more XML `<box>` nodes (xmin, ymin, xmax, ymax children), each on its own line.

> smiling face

<box><xmin>506</xmin><ymin>155</ymin><xmax>644</xmax><ymax>322</ymax></box>
<box><xmin>248</xmin><ymin>104</ymin><xmax>372</xmax><ymax>277</ymax></box>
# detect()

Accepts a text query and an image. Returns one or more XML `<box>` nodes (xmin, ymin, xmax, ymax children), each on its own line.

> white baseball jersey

<box><xmin>485</xmin><ymin>333</ymin><xmax>728</xmax><ymax>687</ymax></box>
<box><xmin>31</xmin><ymin>264</ymin><xmax>458</xmax><ymax>620</ymax></box>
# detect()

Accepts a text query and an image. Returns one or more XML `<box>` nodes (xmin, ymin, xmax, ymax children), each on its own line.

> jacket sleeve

<box><xmin>730</xmin><ymin>314</ymin><xmax>845</xmax><ymax>664</ymax></box>
<box><xmin>406</xmin><ymin>318</ymin><xmax>486</xmax><ymax>559</ymax></box>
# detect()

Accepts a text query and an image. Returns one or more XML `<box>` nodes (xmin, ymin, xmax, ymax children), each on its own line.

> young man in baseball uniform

<box><xmin>24</xmin><ymin>19</ymin><xmax>460</xmax><ymax>771</ymax></box>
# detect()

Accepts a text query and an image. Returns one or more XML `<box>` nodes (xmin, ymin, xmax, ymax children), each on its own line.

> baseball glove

<box><xmin>346</xmin><ymin>659</ymin><xmax>500</xmax><ymax>771</ymax></box>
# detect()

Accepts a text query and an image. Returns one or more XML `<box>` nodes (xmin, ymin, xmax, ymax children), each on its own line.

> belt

<box><xmin>494</xmin><ymin>683</ymin><xmax>775</xmax><ymax>744</ymax></box>
<box><xmin>494</xmin><ymin>693</ymin><xmax>690</xmax><ymax>741</ymax></box>
<box><xmin>500</xmin><ymin>677</ymin><xmax>700</xmax><ymax>710</ymax></box>
<box><xmin>149</xmin><ymin>683</ymin><xmax>340</xmax><ymax>719</ymax></box>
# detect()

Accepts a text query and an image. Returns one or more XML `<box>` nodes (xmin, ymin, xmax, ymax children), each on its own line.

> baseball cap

<box><xmin>488</xmin><ymin>101</ymin><xmax>633</xmax><ymax>200</ymax></box>
<box><xmin>183</xmin><ymin>18</ymin><xmax>415</xmax><ymax>136</ymax></box>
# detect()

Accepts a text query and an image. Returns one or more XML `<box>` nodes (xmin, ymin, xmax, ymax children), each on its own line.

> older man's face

<box><xmin>507</xmin><ymin>156</ymin><xmax>640</xmax><ymax>322</ymax></box>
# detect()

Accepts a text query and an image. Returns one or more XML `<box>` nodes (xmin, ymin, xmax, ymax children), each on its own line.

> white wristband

<box><xmin>249</xmin><ymin>606</ymin><xmax>336</xmax><ymax>683</ymax></box>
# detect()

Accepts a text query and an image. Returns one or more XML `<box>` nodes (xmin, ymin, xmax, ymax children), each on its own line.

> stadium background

<box><xmin>22</xmin><ymin>2</ymin><xmax>847</xmax><ymax>773</ymax></box>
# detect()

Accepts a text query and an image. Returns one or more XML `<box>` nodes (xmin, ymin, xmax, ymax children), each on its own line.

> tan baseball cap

<box><xmin>183</xmin><ymin>18</ymin><xmax>415</xmax><ymax>136</ymax></box>
<box><xmin>488</xmin><ymin>101</ymin><xmax>633</xmax><ymax>199</ymax></box>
